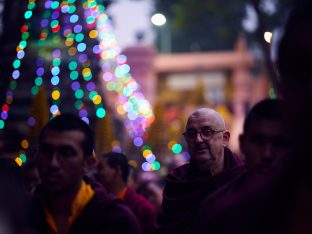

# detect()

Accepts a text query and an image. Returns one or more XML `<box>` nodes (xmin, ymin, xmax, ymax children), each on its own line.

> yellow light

<box><xmin>112</xmin><ymin>140</ymin><xmax>120</xmax><ymax>147</ymax></box>
<box><xmin>82</xmin><ymin>68</ymin><xmax>91</xmax><ymax>76</ymax></box>
<box><xmin>143</xmin><ymin>149</ymin><xmax>152</xmax><ymax>158</ymax></box>
<box><xmin>117</xmin><ymin>105</ymin><xmax>125</xmax><ymax>115</ymax></box>
<box><xmin>128</xmin><ymin>160</ymin><xmax>137</xmax><ymax>168</ymax></box>
<box><xmin>89</xmin><ymin>30</ymin><xmax>98</xmax><ymax>39</ymax></box>
<box><xmin>68</xmin><ymin>47</ymin><xmax>77</xmax><ymax>56</ymax></box>
<box><xmin>52</xmin><ymin>90</ymin><xmax>60</xmax><ymax>100</ymax></box>
<box><xmin>15</xmin><ymin>157</ymin><xmax>23</xmax><ymax>166</ymax></box>
<box><xmin>168</xmin><ymin>140</ymin><xmax>177</xmax><ymax>150</ymax></box>
<box><xmin>264</xmin><ymin>31</ymin><xmax>272</xmax><ymax>43</ymax></box>
<box><xmin>21</xmin><ymin>139</ymin><xmax>29</xmax><ymax>149</ymax></box>
<box><xmin>92</xmin><ymin>95</ymin><xmax>102</xmax><ymax>104</ymax></box>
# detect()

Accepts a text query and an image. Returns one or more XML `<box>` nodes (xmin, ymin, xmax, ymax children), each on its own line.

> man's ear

<box><xmin>83</xmin><ymin>156</ymin><xmax>97</xmax><ymax>173</ymax></box>
<box><xmin>222</xmin><ymin>131</ymin><xmax>230</xmax><ymax>147</ymax></box>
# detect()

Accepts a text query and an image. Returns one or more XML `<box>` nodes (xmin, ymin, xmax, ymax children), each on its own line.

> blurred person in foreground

<box><xmin>33</xmin><ymin>114</ymin><xmax>141</xmax><ymax>234</ymax></box>
<box><xmin>0</xmin><ymin>158</ymin><xmax>36</xmax><ymax>234</ymax></box>
<box><xmin>96</xmin><ymin>152</ymin><xmax>157</xmax><ymax>234</ymax></box>
<box><xmin>190</xmin><ymin>99</ymin><xmax>290</xmax><ymax>234</ymax></box>
<box><xmin>154</xmin><ymin>108</ymin><xmax>245</xmax><ymax>234</ymax></box>
<box><xmin>193</xmin><ymin>1</ymin><xmax>312</xmax><ymax>233</ymax></box>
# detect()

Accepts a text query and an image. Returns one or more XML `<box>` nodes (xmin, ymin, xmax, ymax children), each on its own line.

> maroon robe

<box><xmin>123</xmin><ymin>188</ymin><xmax>157</xmax><ymax>234</ymax></box>
<box><xmin>155</xmin><ymin>147</ymin><xmax>245</xmax><ymax>234</ymax></box>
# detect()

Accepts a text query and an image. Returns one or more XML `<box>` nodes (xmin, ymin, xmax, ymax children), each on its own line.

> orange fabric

<box><xmin>117</xmin><ymin>187</ymin><xmax>128</xmax><ymax>201</ymax></box>
<box><xmin>44</xmin><ymin>181</ymin><xmax>95</xmax><ymax>234</ymax></box>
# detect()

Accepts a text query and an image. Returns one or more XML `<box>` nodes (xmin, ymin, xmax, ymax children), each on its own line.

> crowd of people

<box><xmin>0</xmin><ymin>1</ymin><xmax>311</xmax><ymax>233</ymax></box>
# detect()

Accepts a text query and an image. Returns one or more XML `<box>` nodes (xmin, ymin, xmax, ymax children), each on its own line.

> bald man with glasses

<box><xmin>155</xmin><ymin>108</ymin><xmax>245</xmax><ymax>234</ymax></box>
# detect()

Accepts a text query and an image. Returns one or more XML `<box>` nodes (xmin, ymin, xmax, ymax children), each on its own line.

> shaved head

<box><xmin>186</xmin><ymin>108</ymin><xmax>226</xmax><ymax>131</ymax></box>
<box><xmin>184</xmin><ymin>108</ymin><xmax>230</xmax><ymax>175</ymax></box>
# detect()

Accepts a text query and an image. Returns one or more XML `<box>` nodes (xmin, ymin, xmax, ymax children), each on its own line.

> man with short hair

<box><xmin>239</xmin><ymin>99</ymin><xmax>289</xmax><ymax>176</ymax></box>
<box><xmin>190</xmin><ymin>99</ymin><xmax>289</xmax><ymax>234</ymax></box>
<box><xmin>34</xmin><ymin>114</ymin><xmax>141</xmax><ymax>234</ymax></box>
<box><xmin>96</xmin><ymin>152</ymin><xmax>157</xmax><ymax>234</ymax></box>
<box><xmin>155</xmin><ymin>108</ymin><xmax>245</xmax><ymax>234</ymax></box>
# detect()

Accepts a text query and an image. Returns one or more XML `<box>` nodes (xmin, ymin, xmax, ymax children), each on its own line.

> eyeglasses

<box><xmin>183</xmin><ymin>127</ymin><xmax>225</xmax><ymax>140</ymax></box>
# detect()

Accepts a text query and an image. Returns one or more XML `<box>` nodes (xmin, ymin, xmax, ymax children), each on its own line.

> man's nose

<box><xmin>263</xmin><ymin>143</ymin><xmax>274</xmax><ymax>160</ymax></box>
<box><xmin>49</xmin><ymin>153</ymin><xmax>61</xmax><ymax>168</ymax></box>
<box><xmin>195</xmin><ymin>132</ymin><xmax>204</xmax><ymax>142</ymax></box>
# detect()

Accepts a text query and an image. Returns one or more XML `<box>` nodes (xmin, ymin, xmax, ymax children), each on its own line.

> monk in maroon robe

<box><xmin>154</xmin><ymin>108</ymin><xmax>245</xmax><ymax>234</ymax></box>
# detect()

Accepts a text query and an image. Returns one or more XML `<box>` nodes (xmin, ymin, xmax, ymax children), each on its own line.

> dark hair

<box><xmin>100</xmin><ymin>152</ymin><xmax>130</xmax><ymax>183</ymax></box>
<box><xmin>39</xmin><ymin>114</ymin><xmax>94</xmax><ymax>158</ymax></box>
<box><xmin>243</xmin><ymin>99</ymin><xmax>284</xmax><ymax>133</ymax></box>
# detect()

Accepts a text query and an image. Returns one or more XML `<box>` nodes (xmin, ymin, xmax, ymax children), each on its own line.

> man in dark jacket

<box><xmin>34</xmin><ymin>114</ymin><xmax>141</xmax><ymax>234</ymax></box>
<box><xmin>154</xmin><ymin>108</ymin><xmax>245</xmax><ymax>234</ymax></box>
<box><xmin>96</xmin><ymin>152</ymin><xmax>157</xmax><ymax>234</ymax></box>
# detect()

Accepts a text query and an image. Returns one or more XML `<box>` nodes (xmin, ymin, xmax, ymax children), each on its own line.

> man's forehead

<box><xmin>247</xmin><ymin>119</ymin><xmax>285</xmax><ymax>135</ymax></box>
<box><xmin>41</xmin><ymin>129</ymin><xmax>85</xmax><ymax>143</ymax></box>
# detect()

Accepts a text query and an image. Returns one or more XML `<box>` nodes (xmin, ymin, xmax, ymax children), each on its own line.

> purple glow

<box><xmin>92</xmin><ymin>45</ymin><xmax>101</xmax><ymax>54</ymax></box>
<box><xmin>51</xmin><ymin>11</ymin><xmax>60</xmax><ymax>19</ymax></box>
<box><xmin>12</xmin><ymin>70</ymin><xmax>20</xmax><ymax>79</ymax></box>
<box><xmin>40</xmin><ymin>19</ymin><xmax>49</xmax><ymax>28</ymax></box>
<box><xmin>27</xmin><ymin>117</ymin><xmax>36</xmax><ymax>126</ymax></box>
<box><xmin>36</xmin><ymin>67</ymin><xmax>44</xmax><ymax>76</ymax></box>
<box><xmin>81</xmin><ymin>117</ymin><xmax>89</xmax><ymax>124</ymax></box>
<box><xmin>52</xmin><ymin>49</ymin><xmax>61</xmax><ymax>58</ymax></box>
<box><xmin>79</xmin><ymin>109</ymin><xmax>88</xmax><ymax>118</ymax></box>
<box><xmin>36</xmin><ymin>59</ymin><xmax>44</xmax><ymax>67</ymax></box>
<box><xmin>1</xmin><ymin>112</ymin><xmax>8</xmax><ymax>120</ymax></box>
<box><xmin>44</xmin><ymin>1</ymin><xmax>52</xmax><ymax>9</ymax></box>
<box><xmin>74</xmin><ymin>25</ymin><xmax>82</xmax><ymax>33</ymax></box>
<box><xmin>78</xmin><ymin>54</ymin><xmax>88</xmax><ymax>63</ymax></box>
<box><xmin>71</xmin><ymin>81</ymin><xmax>80</xmax><ymax>91</ymax></box>
<box><xmin>86</xmin><ymin>82</ymin><xmax>96</xmax><ymax>91</ymax></box>
<box><xmin>133</xmin><ymin>137</ymin><xmax>143</xmax><ymax>147</ymax></box>
<box><xmin>64</xmin><ymin>16</ymin><xmax>70</xmax><ymax>24</ymax></box>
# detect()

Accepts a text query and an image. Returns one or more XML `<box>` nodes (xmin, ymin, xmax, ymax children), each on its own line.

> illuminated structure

<box><xmin>0</xmin><ymin>0</ymin><xmax>159</xmax><ymax>171</ymax></box>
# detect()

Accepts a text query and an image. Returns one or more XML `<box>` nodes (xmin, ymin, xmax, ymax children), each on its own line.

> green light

<box><xmin>31</xmin><ymin>86</ymin><xmax>39</xmax><ymax>95</ymax></box>
<box><xmin>75</xmin><ymin>89</ymin><xmax>84</xmax><ymax>99</ymax></box>
<box><xmin>43</xmin><ymin>11</ymin><xmax>50</xmax><ymax>18</ymax></box>
<box><xmin>68</xmin><ymin>0</ymin><xmax>76</xmax><ymax>3</ymax></box>
<box><xmin>86</xmin><ymin>16</ymin><xmax>95</xmax><ymax>24</ymax></box>
<box><xmin>141</xmin><ymin>145</ymin><xmax>152</xmax><ymax>151</ymax></box>
<box><xmin>19</xmin><ymin>41</ymin><xmax>27</xmax><ymax>49</ymax></box>
<box><xmin>70</xmin><ymin>71</ymin><xmax>79</xmax><ymax>80</ymax></box>
<box><xmin>0</xmin><ymin>120</ymin><xmax>4</xmax><ymax>129</ymax></box>
<box><xmin>22</xmin><ymin>32</ymin><xmax>29</xmax><ymax>40</ymax></box>
<box><xmin>24</xmin><ymin>11</ymin><xmax>33</xmax><ymax>19</ymax></box>
<box><xmin>153</xmin><ymin>161</ymin><xmax>161</xmax><ymax>171</ymax></box>
<box><xmin>75</xmin><ymin>33</ymin><xmax>84</xmax><ymax>42</ymax></box>
<box><xmin>35</xmin><ymin>77</ymin><xmax>43</xmax><ymax>86</ymax></box>
<box><xmin>172</xmin><ymin>144</ymin><xmax>182</xmax><ymax>154</ymax></box>
<box><xmin>13</xmin><ymin>60</ymin><xmax>21</xmax><ymax>69</ymax></box>
<box><xmin>19</xmin><ymin>154</ymin><xmax>27</xmax><ymax>163</ymax></box>
<box><xmin>68</xmin><ymin>61</ymin><xmax>78</xmax><ymax>70</ymax></box>
<box><xmin>28</xmin><ymin>2</ymin><xmax>36</xmax><ymax>10</ymax></box>
<box><xmin>96</xmin><ymin>108</ymin><xmax>106</xmax><ymax>118</ymax></box>
<box><xmin>50</xmin><ymin>20</ymin><xmax>59</xmax><ymax>28</ymax></box>
<box><xmin>269</xmin><ymin>87</ymin><xmax>276</xmax><ymax>99</ymax></box>
<box><xmin>83</xmin><ymin>73</ymin><xmax>92</xmax><ymax>81</ymax></box>
<box><xmin>74</xmin><ymin>100</ymin><xmax>83</xmax><ymax>110</ymax></box>
<box><xmin>10</xmin><ymin>81</ymin><xmax>17</xmax><ymax>90</ymax></box>
<box><xmin>51</xmin><ymin>1</ymin><xmax>60</xmax><ymax>9</ymax></box>
<box><xmin>89</xmin><ymin>91</ymin><xmax>98</xmax><ymax>100</ymax></box>
<box><xmin>52</xmin><ymin>58</ymin><xmax>61</xmax><ymax>67</ymax></box>
<box><xmin>68</xmin><ymin>5</ymin><xmax>76</xmax><ymax>14</ymax></box>
<box><xmin>88</xmin><ymin>1</ymin><xmax>97</xmax><ymax>8</ymax></box>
